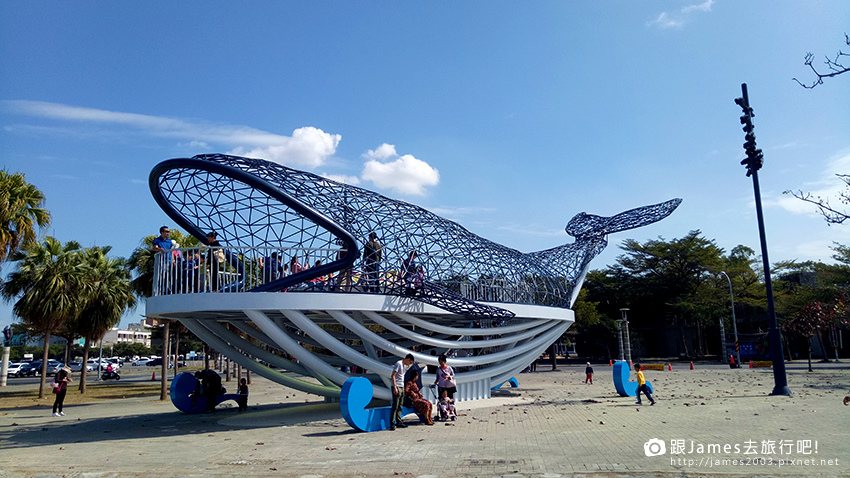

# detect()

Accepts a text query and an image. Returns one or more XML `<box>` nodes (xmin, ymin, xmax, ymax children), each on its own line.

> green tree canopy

<box><xmin>0</xmin><ymin>237</ymin><xmax>85</xmax><ymax>398</ymax></box>
<box><xmin>0</xmin><ymin>170</ymin><xmax>51</xmax><ymax>267</ymax></box>
<box><xmin>73</xmin><ymin>246</ymin><xmax>137</xmax><ymax>392</ymax></box>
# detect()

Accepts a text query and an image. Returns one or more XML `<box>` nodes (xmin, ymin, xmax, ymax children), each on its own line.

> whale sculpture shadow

<box><xmin>612</xmin><ymin>361</ymin><xmax>653</xmax><ymax>397</ymax></box>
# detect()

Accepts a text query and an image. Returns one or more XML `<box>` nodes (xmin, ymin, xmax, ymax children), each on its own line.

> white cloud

<box><xmin>228</xmin><ymin>127</ymin><xmax>341</xmax><ymax>168</ymax></box>
<box><xmin>427</xmin><ymin>205</ymin><xmax>496</xmax><ymax>220</ymax></box>
<box><xmin>3</xmin><ymin>100</ymin><xmax>340</xmax><ymax>168</ymax></box>
<box><xmin>363</xmin><ymin>143</ymin><xmax>397</xmax><ymax>160</ymax></box>
<box><xmin>182</xmin><ymin>140</ymin><xmax>211</xmax><ymax>150</ymax></box>
<box><xmin>362</xmin><ymin>153</ymin><xmax>439</xmax><ymax>196</ymax></box>
<box><xmin>647</xmin><ymin>0</ymin><xmax>714</xmax><ymax>29</ymax></box>
<box><xmin>682</xmin><ymin>0</ymin><xmax>714</xmax><ymax>14</ymax></box>
<box><xmin>321</xmin><ymin>173</ymin><xmax>361</xmax><ymax>185</ymax></box>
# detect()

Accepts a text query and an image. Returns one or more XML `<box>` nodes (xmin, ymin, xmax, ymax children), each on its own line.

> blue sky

<box><xmin>1</xmin><ymin>1</ymin><xmax>849</xmax><ymax>330</ymax></box>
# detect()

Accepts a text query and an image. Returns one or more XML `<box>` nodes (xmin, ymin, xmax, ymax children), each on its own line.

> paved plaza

<box><xmin>1</xmin><ymin>362</ymin><xmax>848</xmax><ymax>478</ymax></box>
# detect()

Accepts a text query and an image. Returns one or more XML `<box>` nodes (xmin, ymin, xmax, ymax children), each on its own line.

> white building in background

<box><xmin>102</xmin><ymin>321</ymin><xmax>152</xmax><ymax>348</ymax></box>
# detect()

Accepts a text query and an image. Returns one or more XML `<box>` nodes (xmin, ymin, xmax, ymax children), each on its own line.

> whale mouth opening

<box><xmin>150</xmin><ymin>156</ymin><xmax>359</xmax><ymax>290</ymax></box>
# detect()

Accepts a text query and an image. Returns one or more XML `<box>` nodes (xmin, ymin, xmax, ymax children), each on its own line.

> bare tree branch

<box><xmin>784</xmin><ymin>174</ymin><xmax>850</xmax><ymax>225</ymax></box>
<box><xmin>793</xmin><ymin>33</ymin><xmax>850</xmax><ymax>88</ymax></box>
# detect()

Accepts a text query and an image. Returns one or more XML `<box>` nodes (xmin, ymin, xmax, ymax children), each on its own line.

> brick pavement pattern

<box><xmin>1</xmin><ymin>363</ymin><xmax>848</xmax><ymax>478</ymax></box>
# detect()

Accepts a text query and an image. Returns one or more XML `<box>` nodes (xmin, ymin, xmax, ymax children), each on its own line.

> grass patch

<box><xmin>0</xmin><ymin>381</ymin><xmax>167</xmax><ymax>410</ymax></box>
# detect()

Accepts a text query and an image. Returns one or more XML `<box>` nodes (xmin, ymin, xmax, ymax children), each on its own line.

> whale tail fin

<box><xmin>565</xmin><ymin>198</ymin><xmax>682</xmax><ymax>239</ymax></box>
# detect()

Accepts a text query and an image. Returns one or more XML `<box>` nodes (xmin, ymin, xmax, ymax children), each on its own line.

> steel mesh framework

<box><xmin>150</xmin><ymin>154</ymin><xmax>681</xmax><ymax>314</ymax></box>
<box><xmin>147</xmin><ymin>153</ymin><xmax>681</xmax><ymax>404</ymax></box>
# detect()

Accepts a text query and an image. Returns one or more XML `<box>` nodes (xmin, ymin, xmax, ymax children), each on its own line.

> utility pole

<box><xmin>1</xmin><ymin>326</ymin><xmax>12</xmax><ymax>387</ymax></box>
<box><xmin>734</xmin><ymin>83</ymin><xmax>791</xmax><ymax>396</ymax></box>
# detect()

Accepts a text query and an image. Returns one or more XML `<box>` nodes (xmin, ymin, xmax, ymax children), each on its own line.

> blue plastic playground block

<box><xmin>612</xmin><ymin>361</ymin><xmax>653</xmax><ymax>397</ymax></box>
<box><xmin>492</xmin><ymin>377</ymin><xmax>519</xmax><ymax>389</ymax></box>
<box><xmin>170</xmin><ymin>372</ymin><xmax>241</xmax><ymax>413</ymax></box>
<box><xmin>340</xmin><ymin>377</ymin><xmax>419</xmax><ymax>432</ymax></box>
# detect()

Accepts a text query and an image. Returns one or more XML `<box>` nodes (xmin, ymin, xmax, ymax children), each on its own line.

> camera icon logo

<box><xmin>644</xmin><ymin>438</ymin><xmax>666</xmax><ymax>456</ymax></box>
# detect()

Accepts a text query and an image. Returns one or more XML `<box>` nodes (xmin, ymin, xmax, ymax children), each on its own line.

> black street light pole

<box><xmin>734</xmin><ymin>83</ymin><xmax>792</xmax><ymax>396</ymax></box>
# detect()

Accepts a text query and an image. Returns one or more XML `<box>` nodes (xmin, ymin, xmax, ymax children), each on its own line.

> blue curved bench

<box><xmin>170</xmin><ymin>372</ymin><xmax>241</xmax><ymax>413</ymax></box>
<box><xmin>341</xmin><ymin>377</ymin><xmax>426</xmax><ymax>432</ymax></box>
<box><xmin>612</xmin><ymin>361</ymin><xmax>653</xmax><ymax>397</ymax></box>
<box><xmin>492</xmin><ymin>377</ymin><xmax>519</xmax><ymax>389</ymax></box>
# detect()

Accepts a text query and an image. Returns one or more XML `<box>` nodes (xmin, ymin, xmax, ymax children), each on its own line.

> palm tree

<box><xmin>74</xmin><ymin>246</ymin><xmax>136</xmax><ymax>393</ymax></box>
<box><xmin>0</xmin><ymin>237</ymin><xmax>85</xmax><ymax>398</ymax></box>
<box><xmin>0</xmin><ymin>170</ymin><xmax>51</xmax><ymax>268</ymax></box>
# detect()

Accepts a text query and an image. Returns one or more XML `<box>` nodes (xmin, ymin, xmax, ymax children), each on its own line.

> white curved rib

<box><xmin>362</xmin><ymin>310</ymin><xmax>553</xmax><ymax>350</ymax></box>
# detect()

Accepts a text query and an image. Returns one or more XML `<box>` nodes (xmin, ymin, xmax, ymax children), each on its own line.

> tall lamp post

<box><xmin>617</xmin><ymin>322</ymin><xmax>624</xmax><ymax>361</ymax></box>
<box><xmin>620</xmin><ymin>308</ymin><xmax>632</xmax><ymax>369</ymax></box>
<box><xmin>734</xmin><ymin>83</ymin><xmax>791</xmax><ymax>395</ymax></box>
<box><xmin>719</xmin><ymin>271</ymin><xmax>742</xmax><ymax>367</ymax></box>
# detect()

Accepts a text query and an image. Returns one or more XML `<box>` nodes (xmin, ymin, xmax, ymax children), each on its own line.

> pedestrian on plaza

<box><xmin>389</xmin><ymin>353</ymin><xmax>414</xmax><ymax>430</ymax></box>
<box><xmin>237</xmin><ymin>378</ymin><xmax>249</xmax><ymax>411</ymax></box>
<box><xmin>404</xmin><ymin>370</ymin><xmax>435</xmax><ymax>425</ymax></box>
<box><xmin>633</xmin><ymin>363</ymin><xmax>655</xmax><ymax>406</ymax></box>
<box><xmin>585</xmin><ymin>362</ymin><xmax>593</xmax><ymax>384</ymax></box>
<box><xmin>434</xmin><ymin>354</ymin><xmax>457</xmax><ymax>400</ymax></box>
<box><xmin>51</xmin><ymin>368</ymin><xmax>72</xmax><ymax>417</ymax></box>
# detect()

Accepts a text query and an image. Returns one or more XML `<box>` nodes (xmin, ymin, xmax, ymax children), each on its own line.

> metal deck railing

<box><xmin>152</xmin><ymin>246</ymin><xmax>563</xmax><ymax>307</ymax></box>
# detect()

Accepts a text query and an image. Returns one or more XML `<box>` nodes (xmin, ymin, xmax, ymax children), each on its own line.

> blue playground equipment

<box><xmin>612</xmin><ymin>361</ymin><xmax>653</xmax><ymax>397</ymax></box>
<box><xmin>170</xmin><ymin>372</ymin><xmax>240</xmax><ymax>413</ymax></box>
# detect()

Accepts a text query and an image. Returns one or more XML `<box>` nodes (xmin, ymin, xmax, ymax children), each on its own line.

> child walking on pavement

<box><xmin>634</xmin><ymin>363</ymin><xmax>655</xmax><ymax>405</ymax></box>
<box><xmin>585</xmin><ymin>362</ymin><xmax>593</xmax><ymax>384</ymax></box>
<box><xmin>237</xmin><ymin>378</ymin><xmax>249</xmax><ymax>412</ymax></box>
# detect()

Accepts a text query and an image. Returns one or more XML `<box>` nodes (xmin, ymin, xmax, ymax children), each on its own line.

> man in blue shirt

<box><xmin>153</xmin><ymin>226</ymin><xmax>176</xmax><ymax>294</ymax></box>
<box><xmin>153</xmin><ymin>226</ymin><xmax>173</xmax><ymax>253</ymax></box>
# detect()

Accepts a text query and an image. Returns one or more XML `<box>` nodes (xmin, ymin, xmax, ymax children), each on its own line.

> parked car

<box><xmin>145</xmin><ymin>358</ymin><xmax>163</xmax><ymax>367</ymax></box>
<box><xmin>6</xmin><ymin>362</ymin><xmax>25</xmax><ymax>377</ymax></box>
<box><xmin>68</xmin><ymin>361</ymin><xmax>93</xmax><ymax>372</ymax></box>
<box><xmin>18</xmin><ymin>362</ymin><xmax>39</xmax><ymax>376</ymax></box>
<box><xmin>132</xmin><ymin>357</ymin><xmax>150</xmax><ymax>366</ymax></box>
<box><xmin>87</xmin><ymin>359</ymin><xmax>114</xmax><ymax>371</ymax></box>
<box><xmin>26</xmin><ymin>360</ymin><xmax>64</xmax><ymax>376</ymax></box>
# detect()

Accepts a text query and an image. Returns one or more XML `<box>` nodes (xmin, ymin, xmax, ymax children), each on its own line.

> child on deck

<box><xmin>437</xmin><ymin>388</ymin><xmax>457</xmax><ymax>421</ymax></box>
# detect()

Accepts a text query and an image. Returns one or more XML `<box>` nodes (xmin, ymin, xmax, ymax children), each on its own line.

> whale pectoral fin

<box><xmin>567</xmin><ymin>198</ymin><xmax>682</xmax><ymax>238</ymax></box>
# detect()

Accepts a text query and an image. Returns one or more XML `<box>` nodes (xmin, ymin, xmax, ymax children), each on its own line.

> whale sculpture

<box><xmin>151</xmin><ymin>154</ymin><xmax>680</xmax><ymax>314</ymax></box>
<box><xmin>147</xmin><ymin>153</ymin><xmax>681</xmax><ymax>405</ymax></box>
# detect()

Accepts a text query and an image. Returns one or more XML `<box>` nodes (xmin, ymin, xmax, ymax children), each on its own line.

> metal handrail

<box><xmin>152</xmin><ymin>246</ymin><xmax>560</xmax><ymax>306</ymax></box>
